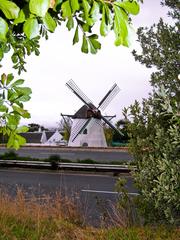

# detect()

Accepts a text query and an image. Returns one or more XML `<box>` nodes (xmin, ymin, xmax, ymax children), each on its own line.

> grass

<box><xmin>0</xmin><ymin>189</ymin><xmax>179</xmax><ymax>240</ymax></box>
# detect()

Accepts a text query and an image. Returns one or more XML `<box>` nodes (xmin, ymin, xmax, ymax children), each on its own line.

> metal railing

<box><xmin>0</xmin><ymin>159</ymin><xmax>136</xmax><ymax>172</ymax></box>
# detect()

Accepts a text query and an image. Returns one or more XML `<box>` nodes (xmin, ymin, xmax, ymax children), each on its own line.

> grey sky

<box><xmin>2</xmin><ymin>1</ymin><xmax>170</xmax><ymax>128</ymax></box>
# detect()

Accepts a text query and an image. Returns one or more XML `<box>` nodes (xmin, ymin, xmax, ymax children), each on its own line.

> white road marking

<box><xmin>81</xmin><ymin>189</ymin><xmax>139</xmax><ymax>195</ymax></box>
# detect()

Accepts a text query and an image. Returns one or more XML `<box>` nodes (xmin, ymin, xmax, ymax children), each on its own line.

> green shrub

<box><xmin>0</xmin><ymin>151</ymin><xmax>18</xmax><ymax>160</ymax></box>
<box><xmin>78</xmin><ymin>159</ymin><xmax>98</xmax><ymax>164</ymax></box>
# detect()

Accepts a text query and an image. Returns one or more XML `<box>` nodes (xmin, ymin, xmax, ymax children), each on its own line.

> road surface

<box><xmin>0</xmin><ymin>146</ymin><xmax>133</xmax><ymax>162</ymax></box>
<box><xmin>0</xmin><ymin>169</ymin><xmax>137</xmax><ymax>226</ymax></box>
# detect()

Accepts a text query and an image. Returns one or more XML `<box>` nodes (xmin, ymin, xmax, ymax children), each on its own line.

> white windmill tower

<box><xmin>61</xmin><ymin>80</ymin><xmax>123</xmax><ymax>147</ymax></box>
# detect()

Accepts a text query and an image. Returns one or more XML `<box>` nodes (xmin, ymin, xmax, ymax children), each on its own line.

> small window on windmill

<box><xmin>83</xmin><ymin>129</ymin><xmax>87</xmax><ymax>134</ymax></box>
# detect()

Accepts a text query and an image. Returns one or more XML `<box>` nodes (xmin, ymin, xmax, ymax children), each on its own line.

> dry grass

<box><xmin>0</xmin><ymin>188</ymin><xmax>103</xmax><ymax>240</ymax></box>
<box><xmin>0</xmin><ymin>189</ymin><xmax>179</xmax><ymax>240</ymax></box>
<box><xmin>0</xmin><ymin>188</ymin><xmax>82</xmax><ymax>224</ymax></box>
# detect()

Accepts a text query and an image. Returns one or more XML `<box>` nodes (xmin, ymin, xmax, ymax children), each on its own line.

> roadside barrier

<box><xmin>0</xmin><ymin>160</ymin><xmax>136</xmax><ymax>173</ymax></box>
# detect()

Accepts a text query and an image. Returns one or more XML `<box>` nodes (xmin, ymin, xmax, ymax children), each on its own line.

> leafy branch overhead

<box><xmin>0</xmin><ymin>73</ymin><xmax>31</xmax><ymax>149</ymax></box>
<box><xmin>0</xmin><ymin>0</ymin><xmax>140</xmax><ymax>73</ymax></box>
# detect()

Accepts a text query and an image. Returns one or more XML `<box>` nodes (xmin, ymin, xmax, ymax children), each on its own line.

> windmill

<box><xmin>61</xmin><ymin>79</ymin><xmax>123</xmax><ymax>147</ymax></box>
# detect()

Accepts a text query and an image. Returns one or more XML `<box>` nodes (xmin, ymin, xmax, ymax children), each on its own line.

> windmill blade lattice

<box><xmin>98</xmin><ymin>84</ymin><xmax>120</xmax><ymax>111</ymax></box>
<box><xmin>71</xmin><ymin>119</ymin><xmax>87</xmax><ymax>140</ymax></box>
<box><xmin>95</xmin><ymin>115</ymin><xmax>116</xmax><ymax>130</ymax></box>
<box><xmin>71</xmin><ymin>118</ymin><xmax>92</xmax><ymax>142</ymax></box>
<box><xmin>66</xmin><ymin>79</ymin><xmax>94</xmax><ymax>107</ymax></box>
<box><xmin>101</xmin><ymin>115</ymin><xmax>124</xmax><ymax>136</ymax></box>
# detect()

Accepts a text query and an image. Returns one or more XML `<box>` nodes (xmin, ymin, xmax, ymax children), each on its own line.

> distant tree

<box><xmin>132</xmin><ymin>0</ymin><xmax>179</xmax><ymax>102</ymax></box>
<box><xmin>104</xmin><ymin>126</ymin><xmax>114</xmax><ymax>146</ymax></box>
<box><xmin>0</xmin><ymin>0</ymin><xmax>140</xmax><ymax>149</ymax></box>
<box><xmin>58</xmin><ymin>117</ymin><xmax>72</xmax><ymax>141</ymax></box>
<box><xmin>27</xmin><ymin>123</ymin><xmax>48</xmax><ymax>132</ymax></box>
<box><xmin>123</xmin><ymin>0</ymin><xmax>180</xmax><ymax>224</ymax></box>
<box><xmin>113</xmin><ymin>119</ymin><xmax>130</xmax><ymax>143</ymax></box>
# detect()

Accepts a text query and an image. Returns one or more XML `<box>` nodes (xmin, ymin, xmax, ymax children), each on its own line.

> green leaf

<box><xmin>7</xmin><ymin>133</ymin><xmax>15</xmax><ymax>148</ymax></box>
<box><xmin>82</xmin><ymin>23</ymin><xmax>90</xmax><ymax>32</ymax></box>
<box><xmin>100</xmin><ymin>5</ymin><xmax>112</xmax><ymax>37</ymax></box>
<box><xmin>7</xmin><ymin>114</ymin><xmax>20</xmax><ymax>129</ymax></box>
<box><xmin>23</xmin><ymin>18</ymin><xmax>39</xmax><ymax>39</ymax></box>
<box><xmin>8</xmin><ymin>90</ymin><xmax>18</xmax><ymax>102</ymax></box>
<box><xmin>105</xmin><ymin>5</ymin><xmax>112</xmax><ymax>25</ymax></box>
<box><xmin>12</xmin><ymin>105</ymin><xmax>31</xmax><ymax>118</ymax></box>
<box><xmin>116</xmin><ymin>0</ymin><xmax>140</xmax><ymax>15</ymax></box>
<box><xmin>70</xmin><ymin>0</ymin><xmax>79</xmax><ymax>13</ymax></box>
<box><xmin>7</xmin><ymin>133</ymin><xmax>26</xmax><ymax>150</ymax></box>
<box><xmin>100</xmin><ymin>6</ymin><xmax>108</xmax><ymax>37</ymax></box>
<box><xmin>66</xmin><ymin>17</ymin><xmax>74</xmax><ymax>30</ymax></box>
<box><xmin>6</xmin><ymin>73</ymin><xmax>14</xmax><ymax>85</ymax></box>
<box><xmin>113</xmin><ymin>6</ymin><xmax>128</xmax><ymax>47</ymax></box>
<box><xmin>16</xmin><ymin>134</ymin><xmax>26</xmax><ymax>147</ymax></box>
<box><xmin>0</xmin><ymin>48</ymin><xmax>3</xmax><ymax>60</ymax></box>
<box><xmin>0</xmin><ymin>0</ymin><xmax>20</xmax><ymax>19</ymax></box>
<box><xmin>1</xmin><ymin>73</ymin><xmax>7</xmax><ymax>85</ymax></box>
<box><xmin>73</xmin><ymin>26</ymin><xmax>79</xmax><ymax>45</ymax></box>
<box><xmin>15</xmin><ymin>87</ymin><xmax>32</xmax><ymax>96</ymax></box>
<box><xmin>18</xmin><ymin>95</ymin><xmax>31</xmax><ymax>102</ymax></box>
<box><xmin>90</xmin><ymin>1</ymin><xmax>99</xmax><ymax>22</ymax></box>
<box><xmin>0</xmin><ymin>105</ymin><xmax>8</xmax><ymax>112</ymax></box>
<box><xmin>29</xmin><ymin>0</ymin><xmax>50</xmax><ymax>17</ymax></box>
<box><xmin>82</xmin><ymin>0</ymin><xmax>93</xmax><ymax>26</ymax></box>
<box><xmin>43</xmin><ymin>12</ymin><xmax>57</xmax><ymax>32</ymax></box>
<box><xmin>14</xmin><ymin>9</ymin><xmax>26</xmax><ymax>25</ymax></box>
<box><xmin>14</xmin><ymin>87</ymin><xmax>32</xmax><ymax>102</ymax></box>
<box><xmin>61</xmin><ymin>1</ymin><xmax>72</xmax><ymax>18</ymax></box>
<box><xmin>16</xmin><ymin>126</ymin><xmax>29</xmax><ymax>133</ymax></box>
<box><xmin>11</xmin><ymin>54</ymin><xmax>18</xmax><ymax>64</ymax></box>
<box><xmin>8</xmin><ymin>86</ymin><xmax>32</xmax><ymax>103</ymax></box>
<box><xmin>11</xmin><ymin>79</ymin><xmax>25</xmax><ymax>87</ymax></box>
<box><xmin>88</xmin><ymin>34</ymin><xmax>101</xmax><ymax>54</ymax></box>
<box><xmin>81</xmin><ymin>35</ymin><xmax>88</xmax><ymax>53</ymax></box>
<box><xmin>3</xmin><ymin>44</ymin><xmax>10</xmax><ymax>53</ymax></box>
<box><xmin>0</xmin><ymin>17</ymin><xmax>8</xmax><ymax>41</ymax></box>
<box><xmin>88</xmin><ymin>40</ymin><xmax>97</xmax><ymax>54</ymax></box>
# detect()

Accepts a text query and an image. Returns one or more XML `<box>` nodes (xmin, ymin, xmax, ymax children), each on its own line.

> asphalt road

<box><xmin>0</xmin><ymin>146</ymin><xmax>133</xmax><ymax>162</ymax></box>
<box><xmin>0</xmin><ymin>169</ymin><xmax>137</xmax><ymax>226</ymax></box>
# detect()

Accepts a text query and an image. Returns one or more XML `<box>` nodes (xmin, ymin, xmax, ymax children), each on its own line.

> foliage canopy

<box><xmin>124</xmin><ymin>0</ymin><xmax>180</xmax><ymax>224</ymax></box>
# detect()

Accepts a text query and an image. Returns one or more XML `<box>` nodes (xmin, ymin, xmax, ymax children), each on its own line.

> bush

<box><xmin>48</xmin><ymin>155</ymin><xmax>61</xmax><ymax>170</ymax></box>
<box><xmin>0</xmin><ymin>151</ymin><xmax>18</xmax><ymax>160</ymax></box>
<box><xmin>124</xmin><ymin>88</ymin><xmax>180</xmax><ymax>224</ymax></box>
<box><xmin>78</xmin><ymin>159</ymin><xmax>98</xmax><ymax>164</ymax></box>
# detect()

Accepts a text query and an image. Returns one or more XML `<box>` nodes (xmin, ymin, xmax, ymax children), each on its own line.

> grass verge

<box><xmin>0</xmin><ymin>190</ymin><xmax>179</xmax><ymax>240</ymax></box>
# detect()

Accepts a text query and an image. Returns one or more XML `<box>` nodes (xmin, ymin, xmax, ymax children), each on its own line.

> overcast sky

<box><xmin>2</xmin><ymin>1</ymin><xmax>170</xmax><ymax>128</ymax></box>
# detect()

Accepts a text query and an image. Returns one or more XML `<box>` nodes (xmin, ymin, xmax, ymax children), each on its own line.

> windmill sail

<box><xmin>101</xmin><ymin>115</ymin><xmax>124</xmax><ymax>136</ymax></box>
<box><xmin>98</xmin><ymin>84</ymin><xmax>120</xmax><ymax>111</ymax></box>
<box><xmin>71</xmin><ymin>118</ymin><xmax>92</xmax><ymax>142</ymax></box>
<box><xmin>66</xmin><ymin>79</ymin><xmax>93</xmax><ymax>107</ymax></box>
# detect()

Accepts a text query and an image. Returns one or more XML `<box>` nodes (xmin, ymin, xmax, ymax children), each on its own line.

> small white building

<box><xmin>20</xmin><ymin>130</ymin><xmax>67</xmax><ymax>146</ymax></box>
<box><xmin>42</xmin><ymin>130</ymin><xmax>66</xmax><ymax>145</ymax></box>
